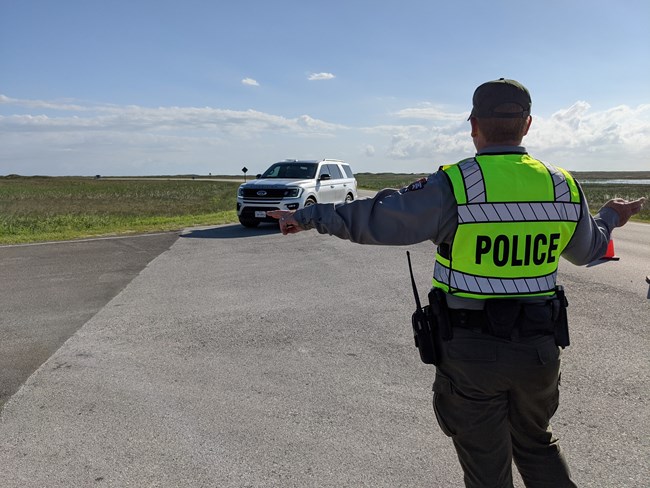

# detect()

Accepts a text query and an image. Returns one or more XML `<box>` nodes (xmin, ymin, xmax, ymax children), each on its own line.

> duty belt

<box><xmin>448</xmin><ymin>300</ymin><xmax>558</xmax><ymax>339</ymax></box>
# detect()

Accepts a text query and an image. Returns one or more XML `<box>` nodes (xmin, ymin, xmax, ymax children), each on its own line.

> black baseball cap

<box><xmin>469</xmin><ymin>78</ymin><xmax>531</xmax><ymax>120</ymax></box>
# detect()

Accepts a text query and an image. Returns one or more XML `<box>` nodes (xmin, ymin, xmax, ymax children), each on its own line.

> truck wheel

<box><xmin>345</xmin><ymin>193</ymin><xmax>354</xmax><ymax>203</ymax></box>
<box><xmin>304</xmin><ymin>198</ymin><xmax>316</xmax><ymax>207</ymax></box>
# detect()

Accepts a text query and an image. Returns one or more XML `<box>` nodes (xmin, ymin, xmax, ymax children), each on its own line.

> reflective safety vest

<box><xmin>432</xmin><ymin>153</ymin><xmax>581</xmax><ymax>299</ymax></box>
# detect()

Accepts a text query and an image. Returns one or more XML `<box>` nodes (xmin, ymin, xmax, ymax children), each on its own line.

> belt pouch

<box><xmin>520</xmin><ymin>303</ymin><xmax>555</xmax><ymax>336</ymax></box>
<box><xmin>485</xmin><ymin>299</ymin><xmax>521</xmax><ymax>338</ymax></box>
<box><xmin>428</xmin><ymin>288</ymin><xmax>453</xmax><ymax>340</ymax></box>
<box><xmin>553</xmin><ymin>286</ymin><xmax>570</xmax><ymax>348</ymax></box>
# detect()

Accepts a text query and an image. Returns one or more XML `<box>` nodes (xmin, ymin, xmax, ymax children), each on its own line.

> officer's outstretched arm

<box><xmin>267</xmin><ymin>210</ymin><xmax>303</xmax><ymax>235</ymax></box>
<box><xmin>602</xmin><ymin>197</ymin><xmax>647</xmax><ymax>227</ymax></box>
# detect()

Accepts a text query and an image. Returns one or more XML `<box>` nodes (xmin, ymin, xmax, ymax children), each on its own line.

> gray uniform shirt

<box><xmin>293</xmin><ymin>146</ymin><xmax>618</xmax><ymax>308</ymax></box>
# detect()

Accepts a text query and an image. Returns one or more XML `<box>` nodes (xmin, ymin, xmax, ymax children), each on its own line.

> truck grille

<box><xmin>242</xmin><ymin>188</ymin><xmax>288</xmax><ymax>200</ymax></box>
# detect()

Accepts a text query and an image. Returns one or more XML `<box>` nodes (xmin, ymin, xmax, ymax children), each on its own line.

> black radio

<box><xmin>407</xmin><ymin>251</ymin><xmax>438</xmax><ymax>365</ymax></box>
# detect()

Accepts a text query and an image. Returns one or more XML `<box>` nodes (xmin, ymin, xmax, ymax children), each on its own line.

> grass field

<box><xmin>0</xmin><ymin>177</ymin><xmax>239</xmax><ymax>244</ymax></box>
<box><xmin>1</xmin><ymin>173</ymin><xmax>648</xmax><ymax>244</ymax></box>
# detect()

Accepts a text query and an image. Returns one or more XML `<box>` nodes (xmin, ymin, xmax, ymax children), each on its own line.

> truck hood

<box><xmin>240</xmin><ymin>178</ymin><xmax>310</xmax><ymax>188</ymax></box>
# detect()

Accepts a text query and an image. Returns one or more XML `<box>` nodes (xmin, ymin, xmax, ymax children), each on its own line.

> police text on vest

<box><xmin>475</xmin><ymin>233</ymin><xmax>560</xmax><ymax>266</ymax></box>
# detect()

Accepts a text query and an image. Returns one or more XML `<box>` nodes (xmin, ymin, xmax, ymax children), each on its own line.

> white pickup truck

<box><xmin>236</xmin><ymin>159</ymin><xmax>358</xmax><ymax>228</ymax></box>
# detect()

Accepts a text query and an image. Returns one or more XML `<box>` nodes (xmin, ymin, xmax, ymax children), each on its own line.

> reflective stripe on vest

<box><xmin>434</xmin><ymin>260</ymin><xmax>557</xmax><ymax>295</ymax></box>
<box><xmin>433</xmin><ymin>154</ymin><xmax>580</xmax><ymax>299</ymax></box>
<box><xmin>540</xmin><ymin>160</ymin><xmax>572</xmax><ymax>202</ymax></box>
<box><xmin>459</xmin><ymin>159</ymin><xmax>486</xmax><ymax>203</ymax></box>
<box><xmin>458</xmin><ymin>201</ymin><xmax>581</xmax><ymax>224</ymax></box>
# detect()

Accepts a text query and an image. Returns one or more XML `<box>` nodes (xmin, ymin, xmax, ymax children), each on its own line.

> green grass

<box><xmin>355</xmin><ymin>172</ymin><xmax>430</xmax><ymax>191</ymax></box>
<box><xmin>579</xmin><ymin>183</ymin><xmax>649</xmax><ymax>221</ymax></box>
<box><xmin>571</xmin><ymin>170</ymin><xmax>650</xmax><ymax>180</ymax></box>
<box><xmin>0</xmin><ymin>177</ymin><xmax>239</xmax><ymax>244</ymax></box>
<box><xmin>1</xmin><ymin>173</ymin><xmax>648</xmax><ymax>245</ymax></box>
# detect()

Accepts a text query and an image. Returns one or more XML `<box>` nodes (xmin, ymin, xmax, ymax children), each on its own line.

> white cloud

<box><xmin>1</xmin><ymin>94</ymin><xmax>648</xmax><ymax>175</ymax></box>
<box><xmin>366</xmin><ymin>101</ymin><xmax>650</xmax><ymax>171</ymax></box>
<box><xmin>526</xmin><ymin>102</ymin><xmax>650</xmax><ymax>168</ymax></box>
<box><xmin>308</xmin><ymin>72</ymin><xmax>335</xmax><ymax>81</ymax></box>
<box><xmin>295</xmin><ymin>114</ymin><xmax>345</xmax><ymax>134</ymax></box>
<box><xmin>379</xmin><ymin>125</ymin><xmax>472</xmax><ymax>160</ymax></box>
<box><xmin>0</xmin><ymin>101</ymin><xmax>344</xmax><ymax>137</ymax></box>
<box><xmin>394</xmin><ymin>103</ymin><xmax>467</xmax><ymax>122</ymax></box>
<box><xmin>241</xmin><ymin>78</ymin><xmax>260</xmax><ymax>87</ymax></box>
<box><xmin>0</xmin><ymin>96</ymin><xmax>352</xmax><ymax>175</ymax></box>
<box><xmin>0</xmin><ymin>94</ymin><xmax>88</xmax><ymax>111</ymax></box>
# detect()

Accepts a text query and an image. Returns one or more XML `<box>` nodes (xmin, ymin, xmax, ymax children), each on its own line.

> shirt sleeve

<box><xmin>292</xmin><ymin>171</ymin><xmax>458</xmax><ymax>246</ymax></box>
<box><xmin>561</xmin><ymin>183</ymin><xmax>617</xmax><ymax>265</ymax></box>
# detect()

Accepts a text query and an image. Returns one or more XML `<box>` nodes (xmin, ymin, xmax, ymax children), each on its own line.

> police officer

<box><xmin>268</xmin><ymin>78</ymin><xmax>646</xmax><ymax>488</ymax></box>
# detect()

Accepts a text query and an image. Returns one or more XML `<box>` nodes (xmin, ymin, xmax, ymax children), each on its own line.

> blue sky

<box><xmin>1</xmin><ymin>0</ymin><xmax>649</xmax><ymax>176</ymax></box>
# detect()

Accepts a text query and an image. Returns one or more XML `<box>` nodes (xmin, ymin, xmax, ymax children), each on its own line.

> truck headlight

<box><xmin>238</xmin><ymin>186</ymin><xmax>244</xmax><ymax>197</ymax></box>
<box><xmin>284</xmin><ymin>188</ymin><xmax>301</xmax><ymax>198</ymax></box>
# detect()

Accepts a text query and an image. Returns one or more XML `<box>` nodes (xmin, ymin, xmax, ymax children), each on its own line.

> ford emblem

<box><xmin>257</xmin><ymin>190</ymin><xmax>267</xmax><ymax>196</ymax></box>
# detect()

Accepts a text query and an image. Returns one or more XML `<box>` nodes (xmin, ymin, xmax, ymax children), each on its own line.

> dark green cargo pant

<box><xmin>432</xmin><ymin>328</ymin><xmax>577</xmax><ymax>488</ymax></box>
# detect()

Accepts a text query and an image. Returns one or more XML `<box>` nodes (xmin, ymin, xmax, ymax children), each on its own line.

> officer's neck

<box><xmin>476</xmin><ymin>143</ymin><xmax>527</xmax><ymax>155</ymax></box>
<box><xmin>473</xmin><ymin>136</ymin><xmax>524</xmax><ymax>152</ymax></box>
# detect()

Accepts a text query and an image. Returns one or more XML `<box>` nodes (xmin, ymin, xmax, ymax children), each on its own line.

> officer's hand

<box><xmin>603</xmin><ymin>197</ymin><xmax>647</xmax><ymax>227</ymax></box>
<box><xmin>266</xmin><ymin>210</ymin><xmax>302</xmax><ymax>235</ymax></box>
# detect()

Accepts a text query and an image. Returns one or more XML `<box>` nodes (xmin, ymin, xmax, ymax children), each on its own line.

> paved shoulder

<box><xmin>0</xmin><ymin>233</ymin><xmax>179</xmax><ymax>407</ymax></box>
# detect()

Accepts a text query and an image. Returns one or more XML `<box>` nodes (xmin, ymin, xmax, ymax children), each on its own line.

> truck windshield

<box><xmin>261</xmin><ymin>163</ymin><xmax>317</xmax><ymax>179</ymax></box>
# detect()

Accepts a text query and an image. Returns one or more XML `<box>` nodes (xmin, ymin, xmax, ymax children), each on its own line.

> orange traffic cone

<box><xmin>601</xmin><ymin>239</ymin><xmax>620</xmax><ymax>261</ymax></box>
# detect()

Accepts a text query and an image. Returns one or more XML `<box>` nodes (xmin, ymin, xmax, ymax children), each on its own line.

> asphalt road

<box><xmin>0</xmin><ymin>221</ymin><xmax>648</xmax><ymax>487</ymax></box>
<box><xmin>0</xmin><ymin>233</ymin><xmax>179</xmax><ymax>407</ymax></box>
